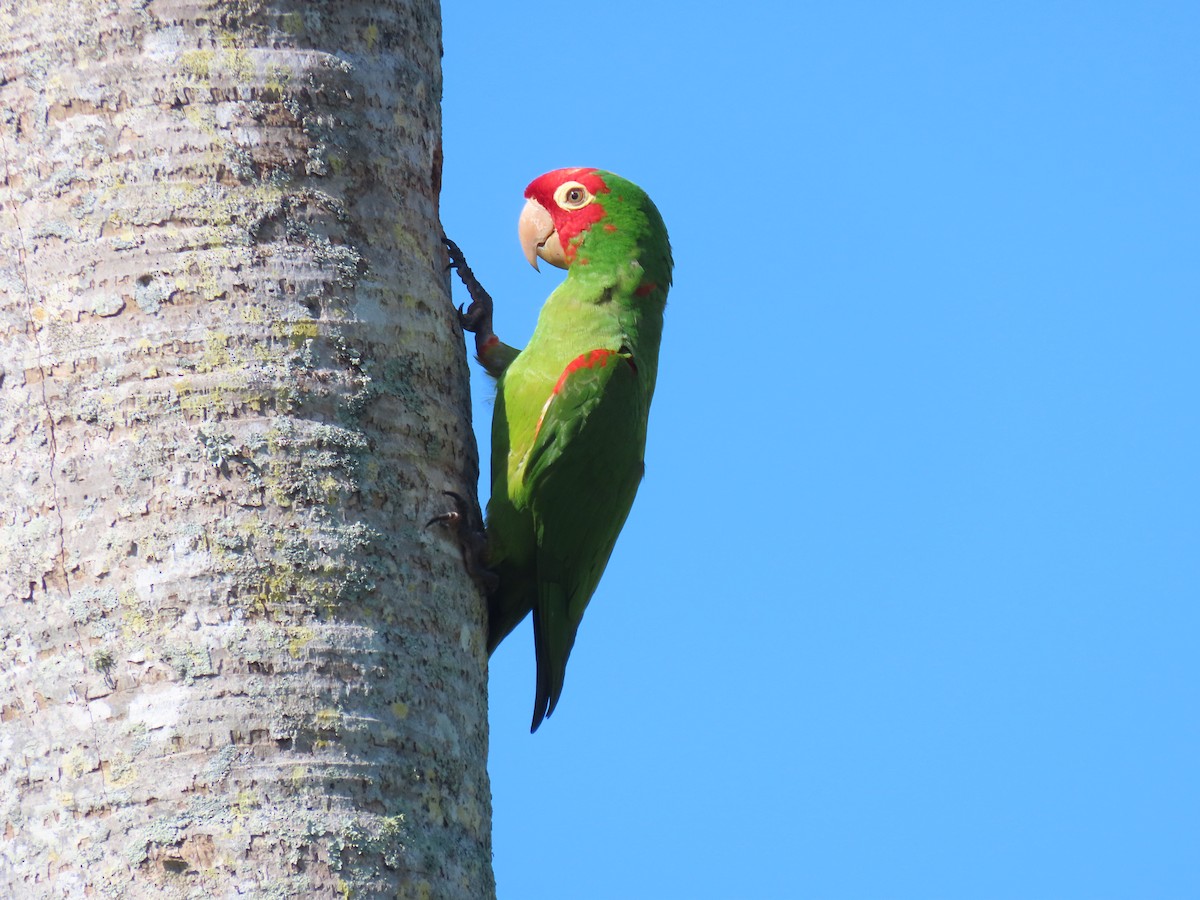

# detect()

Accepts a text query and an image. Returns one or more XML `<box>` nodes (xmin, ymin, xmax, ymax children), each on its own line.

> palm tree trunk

<box><xmin>0</xmin><ymin>0</ymin><xmax>494</xmax><ymax>895</ymax></box>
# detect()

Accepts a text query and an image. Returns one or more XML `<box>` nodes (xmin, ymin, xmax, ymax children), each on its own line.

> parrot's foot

<box><xmin>444</xmin><ymin>233</ymin><xmax>519</xmax><ymax>378</ymax></box>
<box><xmin>443</xmin><ymin>234</ymin><xmax>495</xmax><ymax>339</ymax></box>
<box><xmin>426</xmin><ymin>490</ymin><xmax>499</xmax><ymax>594</ymax></box>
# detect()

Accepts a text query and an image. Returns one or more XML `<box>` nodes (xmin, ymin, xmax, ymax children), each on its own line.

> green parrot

<box><xmin>448</xmin><ymin>167</ymin><xmax>672</xmax><ymax>731</ymax></box>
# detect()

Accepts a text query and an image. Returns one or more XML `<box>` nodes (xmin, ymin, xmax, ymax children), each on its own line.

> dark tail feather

<box><xmin>531</xmin><ymin>606</ymin><xmax>551</xmax><ymax>732</ymax></box>
<box><xmin>530</xmin><ymin>591</ymin><xmax>576</xmax><ymax>732</ymax></box>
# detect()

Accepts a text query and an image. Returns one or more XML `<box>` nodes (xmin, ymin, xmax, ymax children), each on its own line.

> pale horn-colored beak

<box><xmin>517</xmin><ymin>198</ymin><xmax>566</xmax><ymax>270</ymax></box>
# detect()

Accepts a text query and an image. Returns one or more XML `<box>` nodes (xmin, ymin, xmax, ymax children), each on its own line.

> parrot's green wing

<box><xmin>521</xmin><ymin>347</ymin><xmax>646</xmax><ymax>731</ymax></box>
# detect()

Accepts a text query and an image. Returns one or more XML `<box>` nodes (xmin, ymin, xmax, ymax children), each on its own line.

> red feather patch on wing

<box><xmin>553</xmin><ymin>349</ymin><xmax>616</xmax><ymax>394</ymax></box>
<box><xmin>532</xmin><ymin>349</ymin><xmax>636</xmax><ymax>441</ymax></box>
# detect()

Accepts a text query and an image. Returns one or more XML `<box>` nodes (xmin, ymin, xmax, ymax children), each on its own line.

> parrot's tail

<box><xmin>530</xmin><ymin>586</ymin><xmax>576</xmax><ymax>732</ymax></box>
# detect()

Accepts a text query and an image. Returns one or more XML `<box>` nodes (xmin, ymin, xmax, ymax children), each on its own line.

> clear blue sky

<box><xmin>440</xmin><ymin>4</ymin><xmax>1199</xmax><ymax>898</ymax></box>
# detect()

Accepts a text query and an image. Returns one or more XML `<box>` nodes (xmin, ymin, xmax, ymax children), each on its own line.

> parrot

<box><xmin>446</xmin><ymin>167</ymin><xmax>672</xmax><ymax>731</ymax></box>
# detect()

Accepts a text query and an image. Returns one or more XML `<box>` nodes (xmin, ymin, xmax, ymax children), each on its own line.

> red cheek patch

<box><xmin>524</xmin><ymin>169</ymin><xmax>611</xmax><ymax>254</ymax></box>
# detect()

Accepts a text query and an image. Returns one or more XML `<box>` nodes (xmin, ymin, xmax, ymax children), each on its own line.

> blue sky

<box><xmin>440</xmin><ymin>4</ymin><xmax>1198</xmax><ymax>898</ymax></box>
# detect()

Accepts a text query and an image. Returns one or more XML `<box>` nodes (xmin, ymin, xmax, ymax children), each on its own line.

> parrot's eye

<box><xmin>554</xmin><ymin>181</ymin><xmax>593</xmax><ymax>211</ymax></box>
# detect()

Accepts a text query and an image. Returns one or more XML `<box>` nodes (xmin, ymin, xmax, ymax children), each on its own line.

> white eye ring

<box><xmin>554</xmin><ymin>181</ymin><xmax>593</xmax><ymax>211</ymax></box>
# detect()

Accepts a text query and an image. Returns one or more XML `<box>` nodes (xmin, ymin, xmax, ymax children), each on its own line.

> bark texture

<box><xmin>0</xmin><ymin>0</ymin><xmax>493</xmax><ymax>896</ymax></box>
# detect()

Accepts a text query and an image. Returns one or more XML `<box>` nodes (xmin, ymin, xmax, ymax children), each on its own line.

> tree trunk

<box><xmin>0</xmin><ymin>0</ymin><xmax>494</xmax><ymax>896</ymax></box>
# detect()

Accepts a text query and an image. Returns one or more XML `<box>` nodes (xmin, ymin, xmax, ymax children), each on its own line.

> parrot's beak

<box><xmin>518</xmin><ymin>198</ymin><xmax>566</xmax><ymax>271</ymax></box>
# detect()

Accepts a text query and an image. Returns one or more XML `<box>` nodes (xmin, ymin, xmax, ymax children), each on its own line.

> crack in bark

<box><xmin>0</xmin><ymin>122</ymin><xmax>108</xmax><ymax>800</ymax></box>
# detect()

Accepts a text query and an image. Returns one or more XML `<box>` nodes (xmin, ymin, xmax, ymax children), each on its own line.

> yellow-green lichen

<box><xmin>63</xmin><ymin>746</ymin><xmax>93</xmax><ymax>779</ymax></box>
<box><xmin>281</xmin><ymin>12</ymin><xmax>305</xmax><ymax>35</ymax></box>
<box><xmin>314</xmin><ymin>707</ymin><xmax>341</xmax><ymax>733</ymax></box>
<box><xmin>264</xmin><ymin>63</ymin><xmax>292</xmax><ymax>97</ymax></box>
<box><xmin>179</xmin><ymin>48</ymin><xmax>254</xmax><ymax>83</ymax></box>
<box><xmin>225</xmin><ymin>49</ymin><xmax>255</xmax><ymax>83</ymax></box>
<box><xmin>287</xmin><ymin>626</ymin><xmax>316</xmax><ymax>658</ymax></box>
<box><xmin>274</xmin><ymin>317</ymin><xmax>320</xmax><ymax>348</ymax></box>
<box><xmin>104</xmin><ymin>752</ymin><xmax>139</xmax><ymax>789</ymax></box>
<box><xmin>240</xmin><ymin>304</ymin><xmax>266</xmax><ymax>324</ymax></box>
<box><xmin>230</xmin><ymin>789</ymin><xmax>260</xmax><ymax>821</ymax></box>
<box><xmin>180</xmin><ymin>50</ymin><xmax>215</xmax><ymax>80</ymax></box>
<box><xmin>119</xmin><ymin>590</ymin><xmax>149</xmax><ymax>638</ymax></box>
<box><xmin>199</xmin><ymin>332</ymin><xmax>231</xmax><ymax>372</ymax></box>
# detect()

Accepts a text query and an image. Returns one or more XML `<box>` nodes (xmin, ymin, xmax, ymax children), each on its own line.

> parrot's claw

<box><xmin>444</xmin><ymin>232</ymin><xmax>518</xmax><ymax>378</ymax></box>
<box><xmin>427</xmin><ymin>490</ymin><xmax>499</xmax><ymax>594</ymax></box>
<box><xmin>458</xmin><ymin>300</ymin><xmax>491</xmax><ymax>336</ymax></box>
<box><xmin>443</xmin><ymin>234</ymin><xmax>495</xmax><ymax>337</ymax></box>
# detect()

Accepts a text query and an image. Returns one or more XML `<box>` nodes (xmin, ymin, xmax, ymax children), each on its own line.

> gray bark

<box><xmin>0</xmin><ymin>0</ymin><xmax>494</xmax><ymax>896</ymax></box>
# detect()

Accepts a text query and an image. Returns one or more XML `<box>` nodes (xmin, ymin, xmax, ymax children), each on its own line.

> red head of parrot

<box><xmin>518</xmin><ymin>167</ymin><xmax>611</xmax><ymax>270</ymax></box>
